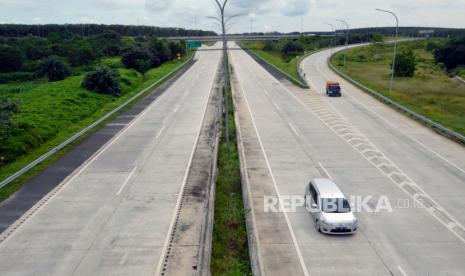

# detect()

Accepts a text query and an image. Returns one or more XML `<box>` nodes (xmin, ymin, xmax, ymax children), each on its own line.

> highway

<box><xmin>231</xmin><ymin>41</ymin><xmax>465</xmax><ymax>275</ymax></box>
<box><xmin>0</xmin><ymin>43</ymin><xmax>221</xmax><ymax>275</ymax></box>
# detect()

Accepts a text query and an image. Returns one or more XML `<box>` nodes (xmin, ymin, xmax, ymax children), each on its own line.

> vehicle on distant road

<box><xmin>326</xmin><ymin>81</ymin><xmax>342</xmax><ymax>97</ymax></box>
<box><xmin>305</xmin><ymin>178</ymin><xmax>357</xmax><ymax>234</ymax></box>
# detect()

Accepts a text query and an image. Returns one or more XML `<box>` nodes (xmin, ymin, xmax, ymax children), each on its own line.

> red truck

<box><xmin>326</xmin><ymin>81</ymin><xmax>342</xmax><ymax>97</ymax></box>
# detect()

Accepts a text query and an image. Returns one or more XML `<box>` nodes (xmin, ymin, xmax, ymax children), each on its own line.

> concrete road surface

<box><xmin>231</xmin><ymin>42</ymin><xmax>465</xmax><ymax>276</ymax></box>
<box><xmin>0</xmin><ymin>43</ymin><xmax>221</xmax><ymax>275</ymax></box>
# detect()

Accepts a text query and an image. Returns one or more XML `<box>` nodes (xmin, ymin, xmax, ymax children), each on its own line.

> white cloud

<box><xmin>0</xmin><ymin>0</ymin><xmax>464</xmax><ymax>32</ymax></box>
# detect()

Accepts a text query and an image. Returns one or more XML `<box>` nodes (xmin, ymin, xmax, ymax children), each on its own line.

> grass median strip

<box><xmin>211</xmin><ymin>65</ymin><xmax>252</xmax><ymax>275</ymax></box>
<box><xmin>0</xmin><ymin>53</ymin><xmax>194</xmax><ymax>201</ymax></box>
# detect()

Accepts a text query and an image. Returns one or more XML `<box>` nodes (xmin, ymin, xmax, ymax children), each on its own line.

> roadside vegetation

<box><xmin>211</xmin><ymin>66</ymin><xmax>251</xmax><ymax>275</ymax></box>
<box><xmin>0</xmin><ymin>29</ymin><xmax>192</xmax><ymax>200</ymax></box>
<box><xmin>241</xmin><ymin>33</ymin><xmax>383</xmax><ymax>82</ymax></box>
<box><xmin>331</xmin><ymin>38</ymin><xmax>465</xmax><ymax>136</ymax></box>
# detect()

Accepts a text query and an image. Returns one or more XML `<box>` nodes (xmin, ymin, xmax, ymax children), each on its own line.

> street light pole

<box><xmin>214</xmin><ymin>0</ymin><xmax>230</xmax><ymax>144</ymax></box>
<box><xmin>324</xmin><ymin>22</ymin><xmax>335</xmax><ymax>55</ymax></box>
<box><xmin>376</xmin><ymin>8</ymin><xmax>399</xmax><ymax>93</ymax></box>
<box><xmin>336</xmin><ymin>19</ymin><xmax>349</xmax><ymax>67</ymax></box>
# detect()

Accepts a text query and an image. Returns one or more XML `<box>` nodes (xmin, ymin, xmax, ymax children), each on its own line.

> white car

<box><xmin>305</xmin><ymin>178</ymin><xmax>357</xmax><ymax>234</ymax></box>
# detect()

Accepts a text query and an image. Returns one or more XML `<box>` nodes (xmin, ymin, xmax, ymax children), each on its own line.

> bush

<box><xmin>102</xmin><ymin>44</ymin><xmax>120</xmax><ymax>56</ymax></box>
<box><xmin>23</xmin><ymin>38</ymin><xmax>51</xmax><ymax>60</ymax></box>
<box><xmin>168</xmin><ymin>41</ymin><xmax>186</xmax><ymax>59</ymax></box>
<box><xmin>281</xmin><ymin>41</ymin><xmax>304</xmax><ymax>58</ymax></box>
<box><xmin>82</xmin><ymin>66</ymin><xmax>121</xmax><ymax>96</ymax></box>
<box><xmin>0</xmin><ymin>72</ymin><xmax>35</xmax><ymax>84</ymax></box>
<box><xmin>69</xmin><ymin>45</ymin><xmax>96</xmax><ymax>66</ymax></box>
<box><xmin>263</xmin><ymin>41</ymin><xmax>276</xmax><ymax>52</ymax></box>
<box><xmin>0</xmin><ymin>46</ymin><xmax>25</xmax><ymax>73</ymax></box>
<box><xmin>149</xmin><ymin>38</ymin><xmax>172</xmax><ymax>64</ymax></box>
<box><xmin>394</xmin><ymin>48</ymin><xmax>417</xmax><ymax>77</ymax></box>
<box><xmin>371</xmin><ymin>33</ymin><xmax>384</xmax><ymax>43</ymax></box>
<box><xmin>122</xmin><ymin>46</ymin><xmax>153</xmax><ymax>73</ymax></box>
<box><xmin>38</xmin><ymin>57</ymin><xmax>71</xmax><ymax>82</ymax></box>
<box><xmin>434</xmin><ymin>36</ymin><xmax>465</xmax><ymax>70</ymax></box>
<box><xmin>0</xmin><ymin>97</ymin><xmax>19</xmax><ymax>166</ymax></box>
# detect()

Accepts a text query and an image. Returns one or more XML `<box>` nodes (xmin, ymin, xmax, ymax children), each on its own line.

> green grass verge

<box><xmin>244</xmin><ymin>42</ymin><xmax>300</xmax><ymax>80</ymax></box>
<box><xmin>211</xmin><ymin>72</ymin><xmax>252</xmax><ymax>275</ymax></box>
<box><xmin>0</xmin><ymin>53</ymin><xmax>194</xmax><ymax>201</ymax></box>
<box><xmin>331</xmin><ymin>39</ymin><xmax>465</xmax><ymax>137</ymax></box>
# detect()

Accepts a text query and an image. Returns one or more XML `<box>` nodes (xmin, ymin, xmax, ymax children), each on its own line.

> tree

<box><xmin>38</xmin><ymin>57</ymin><xmax>70</xmax><ymax>81</ymax></box>
<box><xmin>433</xmin><ymin>36</ymin><xmax>465</xmax><ymax>70</ymax></box>
<box><xmin>0</xmin><ymin>46</ymin><xmax>25</xmax><ymax>73</ymax></box>
<box><xmin>168</xmin><ymin>41</ymin><xmax>185</xmax><ymax>59</ymax></box>
<box><xmin>121</xmin><ymin>46</ymin><xmax>153</xmax><ymax>73</ymax></box>
<box><xmin>394</xmin><ymin>48</ymin><xmax>416</xmax><ymax>77</ymax></box>
<box><xmin>82</xmin><ymin>66</ymin><xmax>121</xmax><ymax>96</ymax></box>
<box><xmin>69</xmin><ymin>45</ymin><xmax>96</xmax><ymax>66</ymax></box>
<box><xmin>371</xmin><ymin>33</ymin><xmax>384</xmax><ymax>43</ymax></box>
<box><xmin>149</xmin><ymin>38</ymin><xmax>171</xmax><ymax>64</ymax></box>
<box><xmin>23</xmin><ymin>36</ymin><xmax>51</xmax><ymax>60</ymax></box>
<box><xmin>263</xmin><ymin>41</ymin><xmax>275</xmax><ymax>52</ymax></box>
<box><xmin>281</xmin><ymin>41</ymin><xmax>304</xmax><ymax>57</ymax></box>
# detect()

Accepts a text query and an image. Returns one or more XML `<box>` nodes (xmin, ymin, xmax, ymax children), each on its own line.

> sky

<box><xmin>1</xmin><ymin>0</ymin><xmax>465</xmax><ymax>33</ymax></box>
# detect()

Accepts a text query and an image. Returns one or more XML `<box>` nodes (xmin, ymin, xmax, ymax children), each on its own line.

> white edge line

<box><xmin>288</xmin><ymin>121</ymin><xmax>300</xmax><ymax>137</ymax></box>
<box><xmin>234</xmin><ymin>51</ymin><xmax>310</xmax><ymax>276</ymax></box>
<box><xmin>116</xmin><ymin>166</ymin><xmax>137</xmax><ymax>196</ymax></box>
<box><xmin>155</xmin><ymin>125</ymin><xmax>166</xmax><ymax>141</ymax></box>
<box><xmin>318</xmin><ymin>162</ymin><xmax>332</xmax><ymax>179</ymax></box>
<box><xmin>397</xmin><ymin>265</ymin><xmax>408</xmax><ymax>276</ymax></box>
<box><xmin>154</xmin><ymin>53</ymin><xmax>221</xmax><ymax>276</ymax></box>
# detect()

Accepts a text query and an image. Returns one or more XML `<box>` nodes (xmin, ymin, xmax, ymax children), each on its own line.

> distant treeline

<box><xmin>0</xmin><ymin>24</ymin><xmax>216</xmax><ymax>38</ymax></box>
<box><xmin>341</xmin><ymin>27</ymin><xmax>465</xmax><ymax>38</ymax></box>
<box><xmin>243</xmin><ymin>27</ymin><xmax>465</xmax><ymax>38</ymax></box>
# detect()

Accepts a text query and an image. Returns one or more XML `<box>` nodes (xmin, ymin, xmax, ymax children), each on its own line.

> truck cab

<box><xmin>326</xmin><ymin>81</ymin><xmax>342</xmax><ymax>97</ymax></box>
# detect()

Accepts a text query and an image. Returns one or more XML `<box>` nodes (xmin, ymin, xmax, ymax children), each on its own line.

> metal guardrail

<box><xmin>296</xmin><ymin>47</ymin><xmax>331</xmax><ymax>86</ymax></box>
<box><xmin>238</xmin><ymin>43</ymin><xmax>309</xmax><ymax>88</ymax></box>
<box><xmin>0</xmin><ymin>54</ymin><xmax>196</xmax><ymax>190</ymax></box>
<box><xmin>328</xmin><ymin>58</ymin><xmax>465</xmax><ymax>144</ymax></box>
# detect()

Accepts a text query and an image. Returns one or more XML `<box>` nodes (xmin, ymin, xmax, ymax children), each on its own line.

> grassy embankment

<box><xmin>241</xmin><ymin>41</ymin><xmax>301</xmax><ymax>80</ymax></box>
<box><xmin>331</xmin><ymin>39</ymin><xmax>465</xmax><ymax>137</ymax></box>
<box><xmin>211</xmin><ymin>66</ymin><xmax>251</xmax><ymax>275</ymax></box>
<box><xmin>0</xmin><ymin>54</ymin><xmax>192</xmax><ymax>201</ymax></box>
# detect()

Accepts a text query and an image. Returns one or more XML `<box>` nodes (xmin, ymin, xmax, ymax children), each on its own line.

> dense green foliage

<box><xmin>0</xmin><ymin>72</ymin><xmax>35</xmax><ymax>84</ymax></box>
<box><xmin>282</xmin><ymin>41</ymin><xmax>304</xmax><ymax>58</ymax></box>
<box><xmin>0</xmin><ymin>24</ymin><xmax>215</xmax><ymax>38</ymax></box>
<box><xmin>38</xmin><ymin>57</ymin><xmax>71</xmax><ymax>81</ymax></box>
<box><xmin>432</xmin><ymin>36</ymin><xmax>465</xmax><ymax>70</ymax></box>
<box><xmin>332</xmin><ymin>39</ymin><xmax>465</xmax><ymax>137</ymax></box>
<box><xmin>394</xmin><ymin>48</ymin><xmax>417</xmax><ymax>77</ymax></box>
<box><xmin>122</xmin><ymin>46</ymin><xmax>154</xmax><ymax>73</ymax></box>
<box><xmin>0</xmin><ymin>45</ymin><xmax>25</xmax><ymax>72</ymax></box>
<box><xmin>82</xmin><ymin>67</ymin><xmax>121</xmax><ymax>96</ymax></box>
<box><xmin>0</xmin><ymin>28</ymin><xmax>191</xmax><ymax>178</ymax></box>
<box><xmin>0</xmin><ymin>97</ymin><xmax>19</xmax><ymax>163</ymax></box>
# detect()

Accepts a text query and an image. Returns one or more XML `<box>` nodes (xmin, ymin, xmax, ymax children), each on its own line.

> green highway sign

<box><xmin>187</xmin><ymin>41</ymin><xmax>202</xmax><ymax>49</ymax></box>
